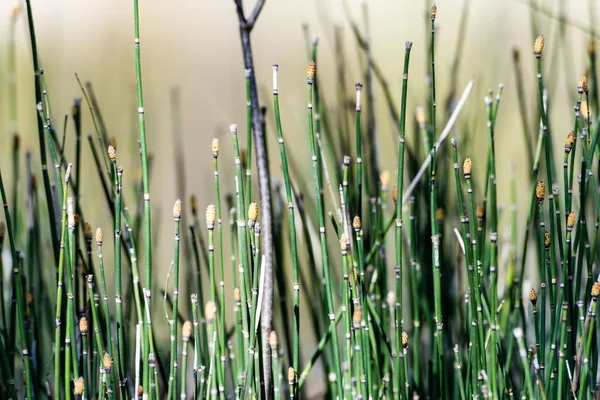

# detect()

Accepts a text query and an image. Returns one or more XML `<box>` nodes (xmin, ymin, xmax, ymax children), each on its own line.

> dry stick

<box><xmin>232</xmin><ymin>2</ymin><xmax>274</xmax><ymax>394</ymax></box>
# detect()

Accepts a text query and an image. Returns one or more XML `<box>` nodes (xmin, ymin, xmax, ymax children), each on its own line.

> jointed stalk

<box><xmin>272</xmin><ymin>65</ymin><xmax>301</xmax><ymax>389</ymax></box>
<box><xmin>167</xmin><ymin>200</ymin><xmax>182</xmax><ymax>400</ymax></box>
<box><xmin>230</xmin><ymin>124</ymin><xmax>252</xmax><ymax>381</ymax></box>
<box><xmin>485</xmin><ymin>95</ymin><xmax>499</xmax><ymax>399</ymax></box>
<box><xmin>306</xmin><ymin>61</ymin><xmax>344</xmax><ymax>396</ymax></box>
<box><xmin>110</xmin><ymin>153</ymin><xmax>126</xmax><ymax>396</ymax></box>
<box><xmin>181</xmin><ymin>321</ymin><xmax>192</xmax><ymax>400</ymax></box>
<box><xmin>133</xmin><ymin>0</ymin><xmax>153</xmax><ymax>392</ymax></box>
<box><xmin>451</xmin><ymin>142</ymin><xmax>479</xmax><ymax>391</ymax></box>
<box><xmin>51</xmin><ymin>164</ymin><xmax>72</xmax><ymax>400</ymax></box>
<box><xmin>212</xmin><ymin>138</ymin><xmax>227</xmax><ymax>394</ymax></box>
<box><xmin>394</xmin><ymin>41</ymin><xmax>412</xmax><ymax>396</ymax></box>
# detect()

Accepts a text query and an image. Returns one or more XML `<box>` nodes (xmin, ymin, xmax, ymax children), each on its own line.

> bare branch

<box><xmin>234</xmin><ymin>0</ymin><xmax>246</xmax><ymax>26</ymax></box>
<box><xmin>246</xmin><ymin>0</ymin><xmax>266</xmax><ymax>30</ymax></box>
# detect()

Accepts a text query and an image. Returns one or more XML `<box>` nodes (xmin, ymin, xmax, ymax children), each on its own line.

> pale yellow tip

<box><xmin>95</xmin><ymin>227</ymin><xmax>103</xmax><ymax>243</ymax></box>
<box><xmin>380</xmin><ymin>170</ymin><xmax>390</xmax><ymax>187</ymax></box>
<box><xmin>269</xmin><ymin>330</ymin><xmax>278</xmax><ymax>347</ymax></box>
<box><xmin>534</xmin><ymin>34</ymin><xmax>545</xmax><ymax>55</ymax></box>
<box><xmin>567</xmin><ymin>212</ymin><xmax>576</xmax><ymax>229</ymax></box>
<box><xmin>535</xmin><ymin>181</ymin><xmax>545</xmax><ymax>202</ymax></box>
<box><xmin>182</xmin><ymin>321</ymin><xmax>193</xmax><ymax>339</ymax></box>
<box><xmin>463</xmin><ymin>157</ymin><xmax>472</xmax><ymax>176</ymax></box>
<box><xmin>529</xmin><ymin>288</ymin><xmax>537</xmax><ymax>305</ymax></box>
<box><xmin>79</xmin><ymin>317</ymin><xmax>88</xmax><ymax>333</ymax></box>
<box><xmin>415</xmin><ymin>106</ymin><xmax>426</xmax><ymax>126</ymax></box>
<box><xmin>580</xmin><ymin>76</ymin><xmax>589</xmax><ymax>93</ymax></box>
<box><xmin>206</xmin><ymin>204</ymin><xmax>216</xmax><ymax>226</ymax></box>
<box><xmin>74</xmin><ymin>377</ymin><xmax>84</xmax><ymax>395</ymax></box>
<box><xmin>386</xmin><ymin>291</ymin><xmax>396</xmax><ymax>308</ymax></box>
<box><xmin>307</xmin><ymin>62</ymin><xmax>316</xmax><ymax>80</ymax></box>
<box><xmin>107</xmin><ymin>145</ymin><xmax>116</xmax><ymax>162</ymax></box>
<box><xmin>211</xmin><ymin>138</ymin><xmax>220</xmax><ymax>155</ymax></box>
<box><xmin>581</xmin><ymin>100</ymin><xmax>589</xmax><ymax>120</ymax></box>
<box><xmin>205</xmin><ymin>300</ymin><xmax>216</xmax><ymax>322</ymax></box>
<box><xmin>173</xmin><ymin>199</ymin><xmax>182</xmax><ymax>219</ymax></box>
<box><xmin>248</xmin><ymin>202</ymin><xmax>259</xmax><ymax>222</ymax></box>
<box><xmin>103</xmin><ymin>353</ymin><xmax>112</xmax><ymax>370</ymax></box>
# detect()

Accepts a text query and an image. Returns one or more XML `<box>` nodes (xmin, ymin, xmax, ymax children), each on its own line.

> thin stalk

<box><xmin>230</xmin><ymin>124</ymin><xmax>251</xmax><ymax>372</ymax></box>
<box><xmin>485</xmin><ymin>95</ymin><xmax>499</xmax><ymax>399</ymax></box>
<box><xmin>211</xmin><ymin>139</ymin><xmax>227</xmax><ymax>394</ymax></box>
<box><xmin>272</xmin><ymin>65</ymin><xmax>301</xmax><ymax>388</ymax></box>
<box><xmin>167</xmin><ymin>200</ymin><xmax>182</xmax><ymax>400</ymax></box>
<box><xmin>453</xmin><ymin>345</ymin><xmax>466</xmax><ymax>400</ymax></box>
<box><xmin>394</xmin><ymin>41</ymin><xmax>413</xmax><ymax>397</ymax></box>
<box><xmin>51</xmin><ymin>164</ymin><xmax>72</xmax><ymax>400</ymax></box>
<box><xmin>123</xmin><ymin>208</ymin><xmax>144</xmax><ymax>330</ymax></box>
<box><xmin>112</xmin><ymin>162</ymin><xmax>126</xmax><ymax>396</ymax></box>
<box><xmin>206</xmin><ymin>307</ymin><xmax>217</xmax><ymax>399</ymax></box>
<box><xmin>11</xmin><ymin>137</ymin><xmax>20</xmax><ymax>247</ymax></box>
<box><xmin>341</xmin><ymin>255</ymin><xmax>352</xmax><ymax>398</ymax></box>
<box><xmin>298</xmin><ymin>308</ymin><xmax>343</xmax><ymax>388</ymax></box>
<box><xmin>306</xmin><ymin>61</ymin><xmax>343</xmax><ymax>395</ymax></box>
<box><xmin>429</xmin><ymin>7</ymin><xmax>445</xmax><ymax>395</ymax></box>
<box><xmin>133</xmin><ymin>0</ymin><xmax>153</xmax><ymax>393</ymax></box>
<box><xmin>355</xmin><ymin>83</ymin><xmax>363</xmax><ymax>222</ymax></box>
<box><xmin>269</xmin><ymin>333</ymin><xmax>280</xmax><ymax>400</ymax></box>
<box><xmin>191</xmin><ymin>294</ymin><xmax>205</xmax><ymax>397</ymax></box>
<box><xmin>0</xmin><ymin>225</ymin><xmax>5</xmax><ymax>342</ymax></box>
<box><xmin>514</xmin><ymin>327</ymin><xmax>535</xmax><ymax>397</ymax></box>
<box><xmin>576</xmin><ymin>285</ymin><xmax>599</xmax><ymax>399</ymax></box>
<box><xmin>79</xmin><ymin>317</ymin><xmax>89</xmax><ymax>400</ymax></box>
<box><xmin>181</xmin><ymin>321</ymin><xmax>191</xmax><ymax>400</ymax></box>
<box><xmin>556</xmin><ymin>302</ymin><xmax>568</xmax><ymax>398</ymax></box>
<box><xmin>96</xmin><ymin>226</ymin><xmax>117</xmax><ymax>394</ymax></box>
<box><xmin>206</xmin><ymin>203</ymin><xmax>225</xmax><ymax>395</ymax></box>
<box><xmin>451</xmin><ymin>142</ymin><xmax>479</xmax><ymax>391</ymax></box>
<box><xmin>67</xmin><ymin>197</ymin><xmax>80</xmax><ymax>392</ymax></box>
<box><xmin>24</xmin><ymin>0</ymin><xmax>60</xmax><ymax>264</ymax></box>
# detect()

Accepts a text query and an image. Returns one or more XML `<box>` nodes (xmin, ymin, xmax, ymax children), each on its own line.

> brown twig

<box><xmin>232</xmin><ymin>0</ymin><xmax>274</xmax><ymax>397</ymax></box>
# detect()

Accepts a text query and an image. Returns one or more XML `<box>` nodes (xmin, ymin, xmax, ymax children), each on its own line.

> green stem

<box><xmin>451</xmin><ymin>139</ymin><xmax>479</xmax><ymax>391</ymax></box>
<box><xmin>133</xmin><ymin>0</ymin><xmax>153</xmax><ymax>393</ymax></box>
<box><xmin>394</xmin><ymin>41</ymin><xmax>412</xmax><ymax>397</ymax></box>
<box><xmin>167</xmin><ymin>200</ymin><xmax>182</xmax><ymax>400</ymax></box>
<box><xmin>230</xmin><ymin>124</ymin><xmax>252</xmax><ymax>380</ymax></box>
<box><xmin>212</xmin><ymin>142</ymin><xmax>227</xmax><ymax>396</ymax></box>
<box><xmin>485</xmin><ymin>96</ymin><xmax>499</xmax><ymax>399</ymax></box>
<box><xmin>272</xmin><ymin>65</ymin><xmax>301</xmax><ymax>388</ymax></box>
<box><xmin>306</xmin><ymin>63</ymin><xmax>344</xmax><ymax>396</ymax></box>
<box><xmin>113</xmin><ymin>165</ymin><xmax>126</xmax><ymax>396</ymax></box>
<box><xmin>51</xmin><ymin>164</ymin><xmax>72</xmax><ymax>400</ymax></box>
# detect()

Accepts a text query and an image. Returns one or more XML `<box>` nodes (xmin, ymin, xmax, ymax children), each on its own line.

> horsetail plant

<box><xmin>4</xmin><ymin>2</ymin><xmax>600</xmax><ymax>400</ymax></box>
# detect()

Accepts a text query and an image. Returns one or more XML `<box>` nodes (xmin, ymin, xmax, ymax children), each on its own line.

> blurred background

<box><xmin>0</xmin><ymin>0</ymin><xmax>598</xmax><ymax>393</ymax></box>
